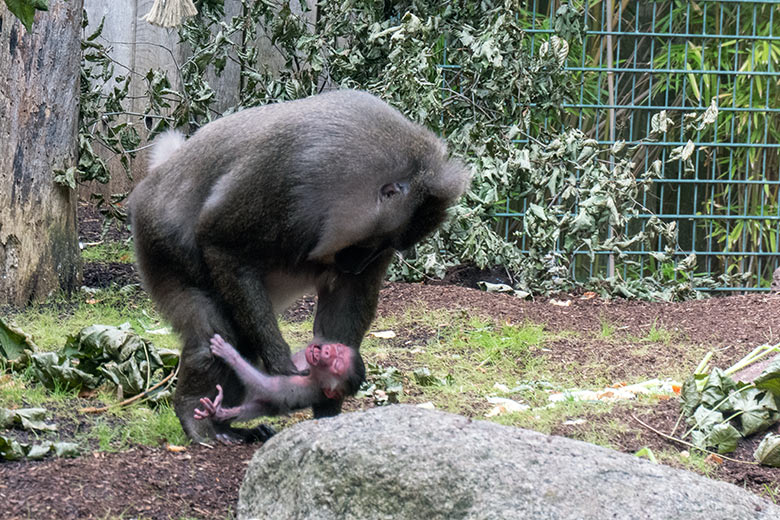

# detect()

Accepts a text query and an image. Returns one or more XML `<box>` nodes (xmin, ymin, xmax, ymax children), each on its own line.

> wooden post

<box><xmin>0</xmin><ymin>0</ymin><xmax>83</xmax><ymax>306</ymax></box>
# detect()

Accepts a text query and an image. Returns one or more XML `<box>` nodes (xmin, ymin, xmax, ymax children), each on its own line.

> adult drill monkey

<box><xmin>129</xmin><ymin>90</ymin><xmax>471</xmax><ymax>443</ymax></box>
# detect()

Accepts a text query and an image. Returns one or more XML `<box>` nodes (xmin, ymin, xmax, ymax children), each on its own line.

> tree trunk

<box><xmin>0</xmin><ymin>0</ymin><xmax>83</xmax><ymax>306</ymax></box>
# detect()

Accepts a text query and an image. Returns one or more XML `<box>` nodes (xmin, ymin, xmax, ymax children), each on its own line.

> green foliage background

<box><xmin>75</xmin><ymin>0</ymin><xmax>759</xmax><ymax>300</ymax></box>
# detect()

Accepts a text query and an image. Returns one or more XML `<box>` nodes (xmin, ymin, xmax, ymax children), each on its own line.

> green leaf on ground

<box><xmin>754</xmin><ymin>358</ymin><xmax>780</xmax><ymax>396</ymax></box>
<box><xmin>754</xmin><ymin>434</ymin><xmax>780</xmax><ymax>467</ymax></box>
<box><xmin>730</xmin><ymin>389</ymin><xmax>779</xmax><ymax>437</ymax></box>
<box><xmin>0</xmin><ymin>435</ymin><xmax>79</xmax><ymax>462</ymax></box>
<box><xmin>700</xmin><ymin>368</ymin><xmax>737</xmax><ymax>408</ymax></box>
<box><xmin>680</xmin><ymin>376</ymin><xmax>701</xmax><ymax>416</ymax></box>
<box><xmin>708</xmin><ymin>423</ymin><xmax>740</xmax><ymax>454</ymax></box>
<box><xmin>0</xmin><ymin>317</ymin><xmax>37</xmax><ymax>362</ymax></box>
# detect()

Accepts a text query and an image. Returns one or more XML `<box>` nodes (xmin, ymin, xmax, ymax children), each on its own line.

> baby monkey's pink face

<box><xmin>305</xmin><ymin>343</ymin><xmax>352</xmax><ymax>399</ymax></box>
<box><xmin>305</xmin><ymin>343</ymin><xmax>350</xmax><ymax>376</ymax></box>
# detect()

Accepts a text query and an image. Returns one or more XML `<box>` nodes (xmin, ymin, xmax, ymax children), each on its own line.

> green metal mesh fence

<box><xmin>497</xmin><ymin>0</ymin><xmax>780</xmax><ymax>291</ymax></box>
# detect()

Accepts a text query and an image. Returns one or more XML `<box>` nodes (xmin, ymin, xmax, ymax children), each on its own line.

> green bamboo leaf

<box><xmin>685</xmin><ymin>61</ymin><xmax>701</xmax><ymax>102</ymax></box>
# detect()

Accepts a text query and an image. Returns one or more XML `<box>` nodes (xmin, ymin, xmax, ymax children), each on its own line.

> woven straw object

<box><xmin>142</xmin><ymin>0</ymin><xmax>198</xmax><ymax>28</ymax></box>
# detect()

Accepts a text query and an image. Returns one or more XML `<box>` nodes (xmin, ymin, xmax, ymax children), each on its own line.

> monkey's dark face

<box><xmin>333</xmin><ymin>241</ymin><xmax>390</xmax><ymax>275</ymax></box>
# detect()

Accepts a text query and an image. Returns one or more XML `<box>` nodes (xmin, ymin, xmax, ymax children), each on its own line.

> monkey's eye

<box><xmin>380</xmin><ymin>182</ymin><xmax>409</xmax><ymax>199</ymax></box>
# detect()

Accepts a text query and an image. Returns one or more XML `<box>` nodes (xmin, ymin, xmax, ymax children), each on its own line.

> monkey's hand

<box><xmin>211</xmin><ymin>333</ymin><xmax>309</xmax><ymax>377</ymax></box>
<box><xmin>209</xmin><ymin>334</ymin><xmax>242</xmax><ymax>365</ymax></box>
<box><xmin>194</xmin><ymin>384</ymin><xmax>224</xmax><ymax>420</ymax></box>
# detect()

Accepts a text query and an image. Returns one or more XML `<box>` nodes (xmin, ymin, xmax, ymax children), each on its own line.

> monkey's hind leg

<box><xmin>144</xmin><ymin>276</ymin><xmax>277</xmax><ymax>444</ymax></box>
<box><xmin>177</xmin><ymin>350</ymin><xmax>276</xmax><ymax>443</ymax></box>
<box><xmin>158</xmin><ymin>283</ymin><xmax>240</xmax><ymax>443</ymax></box>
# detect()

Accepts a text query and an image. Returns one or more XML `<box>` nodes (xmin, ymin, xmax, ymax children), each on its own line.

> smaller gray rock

<box><xmin>771</xmin><ymin>267</ymin><xmax>780</xmax><ymax>292</ymax></box>
<box><xmin>238</xmin><ymin>406</ymin><xmax>779</xmax><ymax>520</ymax></box>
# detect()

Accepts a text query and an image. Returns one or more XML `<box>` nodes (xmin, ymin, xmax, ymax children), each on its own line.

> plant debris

<box><xmin>2</xmin><ymin>323</ymin><xmax>179</xmax><ymax>398</ymax></box>
<box><xmin>0</xmin><ymin>407</ymin><xmax>78</xmax><ymax>461</ymax></box>
<box><xmin>681</xmin><ymin>344</ymin><xmax>780</xmax><ymax>460</ymax></box>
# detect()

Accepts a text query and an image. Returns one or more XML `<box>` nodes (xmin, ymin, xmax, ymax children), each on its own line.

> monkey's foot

<box><xmin>215</xmin><ymin>424</ymin><xmax>276</xmax><ymax>445</ymax></box>
<box><xmin>178</xmin><ymin>412</ymin><xmax>219</xmax><ymax>444</ymax></box>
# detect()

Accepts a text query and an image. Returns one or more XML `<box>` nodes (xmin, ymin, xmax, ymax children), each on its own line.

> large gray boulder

<box><xmin>238</xmin><ymin>405</ymin><xmax>778</xmax><ymax>520</ymax></box>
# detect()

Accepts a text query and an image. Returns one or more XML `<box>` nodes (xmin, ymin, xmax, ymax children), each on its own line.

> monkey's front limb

<box><xmin>199</xmin><ymin>245</ymin><xmax>306</xmax><ymax>377</ymax></box>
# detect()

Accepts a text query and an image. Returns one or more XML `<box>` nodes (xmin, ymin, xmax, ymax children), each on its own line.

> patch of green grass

<box><xmin>89</xmin><ymin>419</ymin><xmax>126</xmax><ymax>452</ymax></box>
<box><xmin>488</xmin><ymin>399</ymin><xmax>617</xmax><ymax>434</ymax></box>
<box><xmin>45</xmin><ymin>380</ymin><xmax>82</xmax><ymax>403</ymax></box>
<box><xmin>599</xmin><ymin>318</ymin><xmax>616</xmax><ymax>339</ymax></box>
<box><xmin>278</xmin><ymin>316</ymin><xmax>315</xmax><ymax>350</ymax></box>
<box><xmin>81</xmin><ymin>241</ymin><xmax>135</xmax><ymax>264</ymax></box>
<box><xmin>575</xmin><ymin>417</ymin><xmax>628</xmax><ymax>449</ymax></box>
<box><xmin>644</xmin><ymin>319</ymin><xmax>674</xmax><ymax>344</ymax></box>
<box><xmin>552</xmin><ymin>329</ymin><xmax>580</xmax><ymax>340</ymax></box>
<box><xmin>432</xmin><ymin>317</ymin><xmax>547</xmax><ymax>371</ymax></box>
<box><xmin>761</xmin><ymin>484</ymin><xmax>779</xmax><ymax>504</ymax></box>
<box><xmin>0</xmin><ymin>371</ymin><xmax>49</xmax><ymax>408</ymax></box>
<box><xmin>0</xmin><ymin>365</ymin><xmax>85</xmax><ymax>409</ymax></box>
<box><xmin>462</xmin><ymin>321</ymin><xmax>546</xmax><ymax>368</ymax></box>
<box><xmin>76</xmin><ymin>401</ymin><xmax>188</xmax><ymax>451</ymax></box>
<box><xmin>397</xmin><ymin>304</ymin><xmax>463</xmax><ymax>329</ymax></box>
<box><xmin>123</xmin><ymin>404</ymin><xmax>189</xmax><ymax>446</ymax></box>
<box><xmin>397</xmin><ymin>316</ymin><xmax>555</xmax><ymax>416</ymax></box>
<box><xmin>566</xmin><ymin>361</ymin><xmax>617</xmax><ymax>388</ymax></box>
<box><xmin>656</xmin><ymin>448</ymin><xmax>715</xmax><ymax>477</ymax></box>
<box><xmin>8</xmin><ymin>289</ymin><xmax>178</xmax><ymax>352</ymax></box>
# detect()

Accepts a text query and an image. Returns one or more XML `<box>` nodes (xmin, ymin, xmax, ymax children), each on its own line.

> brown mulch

<box><xmin>378</xmin><ymin>283</ymin><xmax>780</xmax><ymax>371</ymax></box>
<box><xmin>78</xmin><ymin>203</ymin><xmax>132</xmax><ymax>244</ymax></box>
<box><xmin>0</xmin><ymin>444</ymin><xmax>257</xmax><ymax>520</ymax></box>
<box><xmin>83</xmin><ymin>262</ymin><xmax>140</xmax><ymax>288</ymax></box>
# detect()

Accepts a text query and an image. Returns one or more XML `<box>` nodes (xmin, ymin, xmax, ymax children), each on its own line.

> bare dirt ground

<box><xmin>1</xmin><ymin>206</ymin><xmax>778</xmax><ymax>519</ymax></box>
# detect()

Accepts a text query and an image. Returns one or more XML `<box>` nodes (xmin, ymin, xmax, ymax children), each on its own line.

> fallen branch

<box><xmin>80</xmin><ymin>367</ymin><xmax>177</xmax><ymax>414</ymax></box>
<box><xmin>630</xmin><ymin>414</ymin><xmax>758</xmax><ymax>466</ymax></box>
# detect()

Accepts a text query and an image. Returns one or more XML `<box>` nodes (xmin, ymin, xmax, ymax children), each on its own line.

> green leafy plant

<box><xmin>3</xmin><ymin>0</ymin><xmax>47</xmax><ymax>31</ymax></box>
<box><xmin>65</xmin><ymin>14</ymin><xmax>143</xmax><ymax>220</ymax></box>
<box><xmin>3</xmin><ymin>322</ymin><xmax>178</xmax><ymax>398</ymax></box>
<box><xmin>357</xmin><ymin>362</ymin><xmax>404</xmax><ymax>406</ymax></box>
<box><xmin>78</xmin><ymin>1</ymin><xmax>746</xmax><ymax>299</ymax></box>
<box><xmin>681</xmin><ymin>344</ymin><xmax>780</xmax><ymax>457</ymax></box>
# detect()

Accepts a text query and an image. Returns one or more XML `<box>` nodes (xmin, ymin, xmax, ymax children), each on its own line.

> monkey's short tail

<box><xmin>148</xmin><ymin>130</ymin><xmax>186</xmax><ymax>171</ymax></box>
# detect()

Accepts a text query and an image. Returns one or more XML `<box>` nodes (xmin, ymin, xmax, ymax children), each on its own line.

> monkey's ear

<box><xmin>427</xmin><ymin>159</ymin><xmax>472</xmax><ymax>202</ymax></box>
<box><xmin>380</xmin><ymin>182</ymin><xmax>409</xmax><ymax>198</ymax></box>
